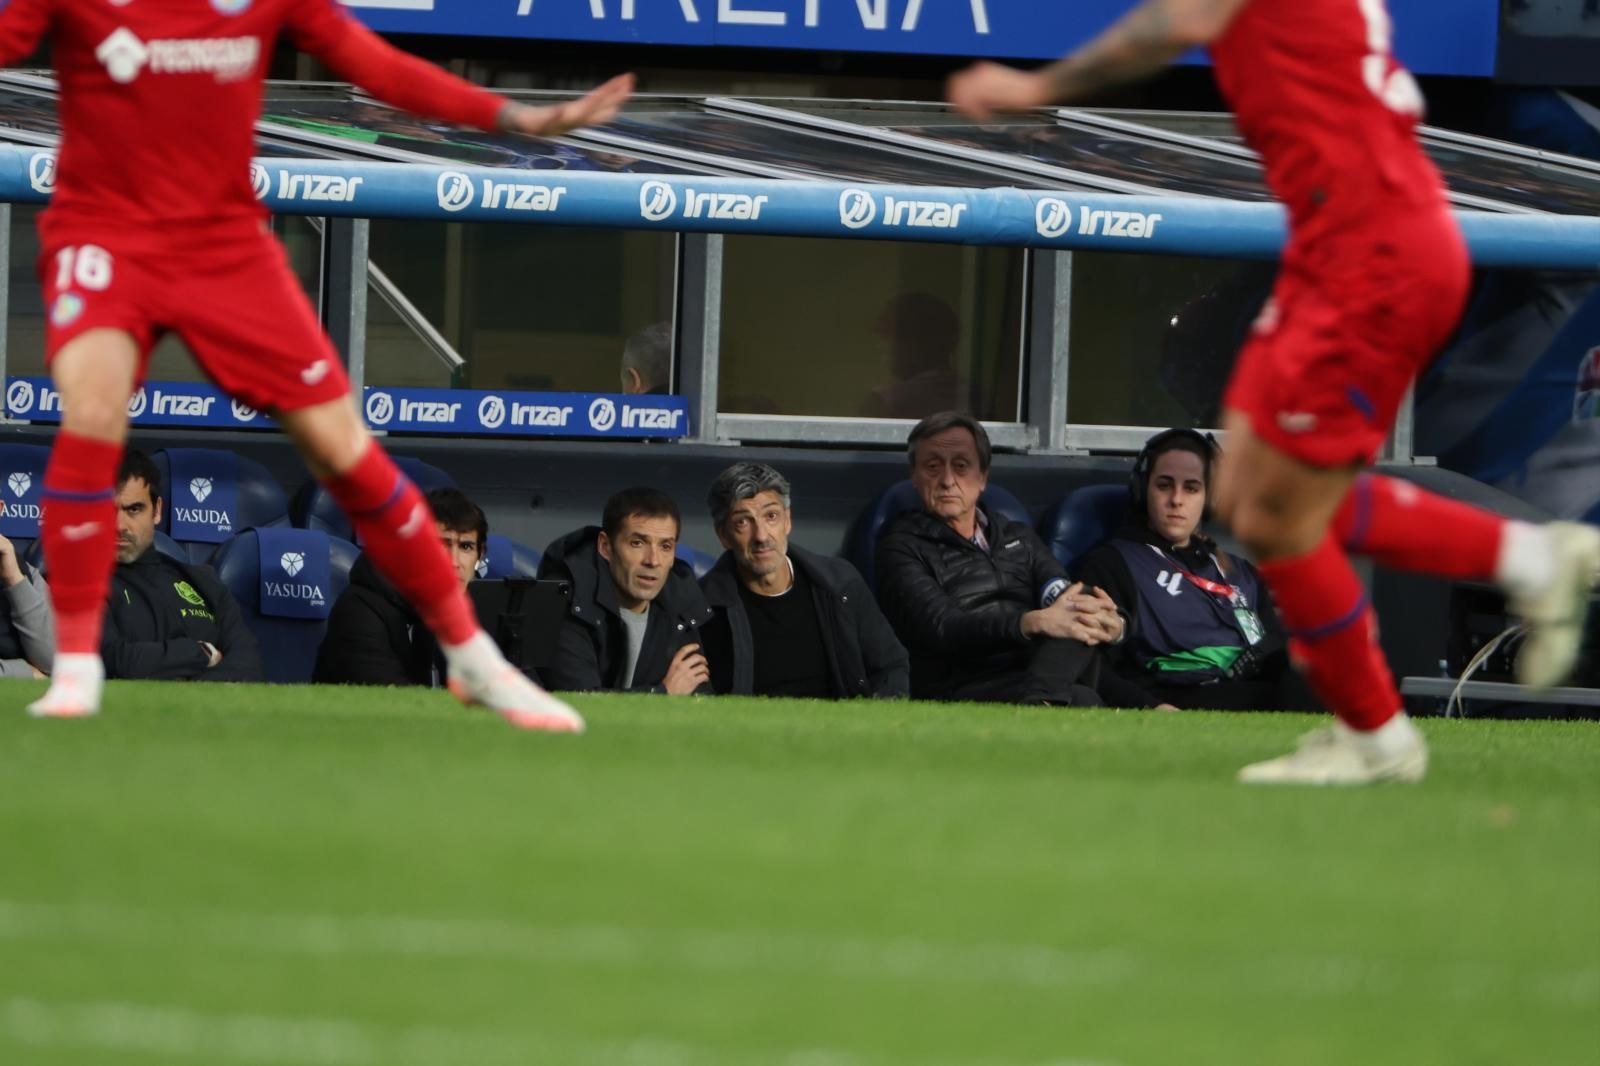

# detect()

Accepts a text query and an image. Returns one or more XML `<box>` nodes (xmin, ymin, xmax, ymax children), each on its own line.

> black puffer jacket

<box><xmin>313</xmin><ymin>554</ymin><xmax>443</xmax><ymax>687</ymax></box>
<box><xmin>537</xmin><ymin>526</ymin><xmax>715</xmax><ymax>694</ymax></box>
<box><xmin>876</xmin><ymin>504</ymin><xmax>1069</xmax><ymax>699</ymax></box>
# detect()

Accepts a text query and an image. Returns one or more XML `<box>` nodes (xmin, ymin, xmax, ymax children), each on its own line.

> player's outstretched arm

<box><xmin>948</xmin><ymin>0</ymin><xmax>1250</xmax><ymax>118</ymax></box>
<box><xmin>0</xmin><ymin>0</ymin><xmax>53</xmax><ymax>70</ymax></box>
<box><xmin>497</xmin><ymin>74</ymin><xmax>635</xmax><ymax>138</ymax></box>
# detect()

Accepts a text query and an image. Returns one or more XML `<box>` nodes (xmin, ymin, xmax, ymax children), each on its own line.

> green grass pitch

<box><xmin>1</xmin><ymin>682</ymin><xmax>1596</xmax><ymax>1066</ymax></box>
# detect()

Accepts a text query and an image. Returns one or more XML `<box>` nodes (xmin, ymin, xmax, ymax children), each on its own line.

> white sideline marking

<box><xmin>0</xmin><ymin>997</ymin><xmax>1117</xmax><ymax>1066</ymax></box>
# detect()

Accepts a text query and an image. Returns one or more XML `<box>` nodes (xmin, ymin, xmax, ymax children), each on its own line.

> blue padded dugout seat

<box><xmin>0</xmin><ymin>442</ymin><xmax>50</xmax><ymax>563</ymax></box>
<box><xmin>290</xmin><ymin>455</ymin><xmax>456</xmax><ymax>541</ymax></box>
<box><xmin>476</xmin><ymin>533</ymin><xmax>541</xmax><ymax>579</ymax></box>
<box><xmin>847</xmin><ymin>479</ymin><xmax>1031</xmax><ymax>592</ymax></box>
<box><xmin>1039</xmin><ymin>484</ymin><xmax>1129</xmax><ymax>573</ymax></box>
<box><xmin>674</xmin><ymin>543</ymin><xmax>719</xmax><ymax>580</ymax></box>
<box><xmin>213</xmin><ymin>527</ymin><xmax>358</xmax><ymax>684</ymax></box>
<box><xmin>154</xmin><ymin>448</ymin><xmax>290</xmax><ymax>564</ymax></box>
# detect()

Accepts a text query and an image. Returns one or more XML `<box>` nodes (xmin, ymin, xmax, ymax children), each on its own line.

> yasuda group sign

<box><xmin>340</xmin><ymin>0</ymin><xmax>1499</xmax><ymax>76</ymax></box>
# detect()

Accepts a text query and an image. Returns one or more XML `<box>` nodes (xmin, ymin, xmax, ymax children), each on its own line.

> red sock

<box><xmin>1333</xmin><ymin>473</ymin><xmax>1504</xmax><ymax>579</ymax></box>
<box><xmin>321</xmin><ymin>443</ymin><xmax>479</xmax><ymax>647</ymax></box>
<box><xmin>1257</xmin><ymin>536</ymin><xmax>1400</xmax><ymax>731</ymax></box>
<box><xmin>42</xmin><ymin>432</ymin><xmax>124</xmax><ymax>655</ymax></box>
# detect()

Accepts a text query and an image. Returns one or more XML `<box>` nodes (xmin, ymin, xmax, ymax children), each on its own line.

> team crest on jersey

<box><xmin>211</xmin><ymin>0</ymin><xmax>253</xmax><ymax>13</ymax></box>
<box><xmin>50</xmin><ymin>292</ymin><xmax>84</xmax><ymax>328</ymax></box>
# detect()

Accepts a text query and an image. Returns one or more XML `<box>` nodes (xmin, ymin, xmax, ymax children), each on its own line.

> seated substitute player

<box><xmin>538</xmin><ymin>488</ymin><xmax>715</xmax><ymax>695</ymax></box>
<box><xmin>948</xmin><ymin>0</ymin><xmax>1599</xmax><ymax>782</ymax></box>
<box><xmin>5</xmin><ymin>0</ymin><xmax>633</xmax><ymax>728</ymax></box>
<box><xmin>101</xmin><ymin>450</ymin><xmax>262</xmax><ymax>683</ymax></box>
<box><xmin>314</xmin><ymin>488</ymin><xmax>487</xmax><ymax>689</ymax></box>
<box><xmin>0</xmin><ymin>499</ymin><xmax>54</xmax><ymax>679</ymax></box>
<box><xmin>697</xmin><ymin>462</ymin><xmax>908</xmax><ymax>699</ymax></box>
<box><xmin>876</xmin><ymin>412</ymin><xmax>1144</xmax><ymax>706</ymax></box>
<box><xmin>1075</xmin><ymin>429</ymin><xmax>1317</xmax><ymax>713</ymax></box>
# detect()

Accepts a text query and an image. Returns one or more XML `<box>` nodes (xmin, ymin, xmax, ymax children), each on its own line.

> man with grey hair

<box><xmin>621</xmin><ymin>322</ymin><xmax>673</xmax><ymax>396</ymax></box>
<box><xmin>699</xmin><ymin>462</ymin><xmax>907</xmax><ymax>698</ymax></box>
<box><xmin>877</xmin><ymin>411</ymin><xmax>1128</xmax><ymax>705</ymax></box>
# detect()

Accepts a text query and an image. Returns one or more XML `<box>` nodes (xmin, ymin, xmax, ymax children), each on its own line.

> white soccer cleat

<box><xmin>26</xmin><ymin>654</ymin><xmax>105</xmax><ymax>720</ymax></box>
<box><xmin>449</xmin><ymin>666</ymin><xmax>585</xmax><ymax>733</ymax></box>
<box><xmin>1238</xmin><ymin>713</ymin><xmax>1427</xmax><ymax>786</ymax></box>
<box><xmin>1510</xmin><ymin>521</ymin><xmax>1600</xmax><ymax>690</ymax></box>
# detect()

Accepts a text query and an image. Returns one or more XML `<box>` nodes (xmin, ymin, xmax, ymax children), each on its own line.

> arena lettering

<box><xmin>682</xmin><ymin>190</ymin><xmax>769</xmax><ymax>221</ymax></box>
<box><xmin>510</xmin><ymin>0</ymin><xmax>992</xmax><ymax>34</ymax></box>
<box><xmin>147</xmin><ymin>37</ymin><xmax>260</xmax><ymax>81</ymax></box>
<box><xmin>398</xmin><ymin>399</ymin><xmax>461</xmax><ymax>424</ymax></box>
<box><xmin>884</xmin><ymin>197</ymin><xmax>966</xmax><ymax>230</ymax></box>
<box><xmin>173</xmin><ymin>507</ymin><xmax>233</xmax><ymax>531</ymax></box>
<box><xmin>150</xmin><ymin>392</ymin><xmax>217</xmax><ymax>418</ymax></box>
<box><xmin>510</xmin><ymin>404</ymin><xmax>574</xmax><ymax>428</ymax></box>
<box><xmin>621</xmin><ymin>406</ymin><xmax>684</xmax><ymax>431</ymax></box>
<box><xmin>1078</xmin><ymin>208</ymin><xmax>1163</xmax><ymax>239</ymax></box>
<box><xmin>481</xmin><ymin>182</ymin><xmax>566</xmax><ymax>212</ymax></box>
<box><xmin>277</xmin><ymin>174</ymin><xmax>365</xmax><ymax>203</ymax></box>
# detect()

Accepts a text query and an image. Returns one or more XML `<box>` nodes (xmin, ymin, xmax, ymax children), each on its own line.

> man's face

<box><xmin>911</xmin><ymin>427</ymin><xmax>987</xmax><ymax>529</ymax></box>
<box><xmin>718</xmin><ymin>490</ymin><xmax>791</xmax><ymax>582</ymax></box>
<box><xmin>598</xmin><ymin>512</ymin><xmax>678</xmax><ymax>612</ymax></box>
<box><xmin>114</xmin><ymin>477</ymin><xmax>161</xmax><ymax>564</ymax></box>
<box><xmin>438</xmin><ymin>524</ymin><xmax>484</xmax><ymax>588</ymax></box>
<box><xmin>1146</xmin><ymin>448</ymin><xmax>1207</xmax><ymax>547</ymax></box>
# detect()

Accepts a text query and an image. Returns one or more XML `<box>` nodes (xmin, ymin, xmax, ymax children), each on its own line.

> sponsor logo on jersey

<box><xmin>174</xmin><ymin>581</ymin><xmax>207</xmax><ymax>608</ymax></box>
<box><xmin>300</xmin><ymin>359</ymin><xmax>331</xmax><ymax>386</ymax></box>
<box><xmin>50</xmin><ymin>292</ymin><xmax>85</xmax><ymax>328</ymax></box>
<box><xmin>96</xmin><ymin>28</ymin><xmax>260</xmax><ymax>84</ymax></box>
<box><xmin>211</xmin><ymin>0</ymin><xmax>253</xmax><ymax>13</ymax></box>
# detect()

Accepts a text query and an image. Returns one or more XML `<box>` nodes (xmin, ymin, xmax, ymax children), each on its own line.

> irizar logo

<box><xmin>280</xmin><ymin>552</ymin><xmax>304</xmax><ymax>577</ymax></box>
<box><xmin>479</xmin><ymin>394</ymin><xmax>574</xmax><ymax>430</ymax></box>
<box><xmin>1034</xmin><ymin>197</ymin><xmax>1073</xmax><ymax>239</ymax></box>
<box><xmin>127</xmin><ymin>388</ymin><xmax>149</xmax><ymax>418</ymax></box>
<box><xmin>399</xmin><ymin>399</ymin><xmax>461</xmax><ymax>425</ymax></box>
<box><xmin>640</xmin><ymin>180</ymin><xmax>767</xmax><ymax>223</ymax></box>
<box><xmin>7</xmin><ymin>473</ymin><xmax>31</xmax><ymax>498</ymax></box>
<box><xmin>838</xmin><ymin>187</ymin><xmax>966</xmax><ymax>231</ymax></box>
<box><xmin>249</xmin><ymin>163</ymin><xmax>271</xmax><ymax>200</ymax></box>
<box><xmin>188</xmin><ymin>478</ymin><xmax>213</xmax><ymax>503</ymax></box>
<box><xmin>95</xmin><ymin>28</ymin><xmax>260</xmax><ymax>84</ymax></box>
<box><xmin>481</xmin><ymin>180</ymin><xmax>565</xmax><ymax>213</ymax></box>
<box><xmin>478</xmin><ymin>395</ymin><xmax>506</xmax><ymax>430</ymax></box>
<box><xmin>130</xmin><ymin>390</ymin><xmax>217</xmax><ymax>420</ymax></box>
<box><xmin>276</xmin><ymin>173</ymin><xmax>364</xmax><ymax>204</ymax></box>
<box><xmin>1075</xmin><ymin>205</ymin><xmax>1164</xmax><ymax>240</ymax></box>
<box><xmin>639</xmin><ymin>181</ymin><xmax>678</xmax><ymax>222</ymax></box>
<box><xmin>437</xmin><ymin>171</ymin><xmax>475</xmax><ymax>213</ymax></box>
<box><xmin>621</xmin><ymin>405</ymin><xmax>685</xmax><ymax>432</ymax></box>
<box><xmin>587</xmin><ymin>397</ymin><xmax>617</xmax><ymax>432</ymax></box>
<box><xmin>5</xmin><ymin>381</ymin><xmax>33</xmax><ymax>415</ymax></box>
<box><xmin>231</xmin><ymin>400</ymin><xmax>259</xmax><ymax>423</ymax></box>
<box><xmin>28</xmin><ymin>154</ymin><xmax>55</xmax><ymax>195</ymax></box>
<box><xmin>365</xmin><ymin>392</ymin><xmax>394</xmax><ymax>426</ymax></box>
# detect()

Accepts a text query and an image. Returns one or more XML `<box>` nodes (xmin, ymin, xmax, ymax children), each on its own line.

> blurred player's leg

<box><xmin>28</xmin><ymin>329</ymin><xmax>139</xmax><ymax>719</ymax></box>
<box><xmin>1332</xmin><ymin>473</ymin><xmax>1600</xmax><ymax>687</ymax></box>
<box><xmin>275</xmin><ymin>399</ymin><xmax>583</xmax><ymax>733</ymax></box>
<box><xmin>1213</xmin><ymin>415</ymin><xmax>1427</xmax><ymax>785</ymax></box>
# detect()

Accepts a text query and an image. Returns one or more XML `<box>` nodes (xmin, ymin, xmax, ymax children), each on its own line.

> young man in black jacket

<box><xmin>538</xmin><ymin>487</ymin><xmax>713</xmax><ymax>695</ymax></box>
<box><xmin>699</xmin><ymin>462</ymin><xmax>907</xmax><ymax>699</ymax></box>
<box><xmin>314</xmin><ymin>488</ymin><xmax>487</xmax><ymax>688</ymax></box>
<box><xmin>877</xmin><ymin>412</ymin><xmax>1137</xmax><ymax>706</ymax></box>
<box><xmin>102</xmin><ymin>450</ymin><xmax>262</xmax><ymax>682</ymax></box>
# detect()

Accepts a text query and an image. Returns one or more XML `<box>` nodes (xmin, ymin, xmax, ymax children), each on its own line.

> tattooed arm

<box><xmin>948</xmin><ymin>0</ymin><xmax>1253</xmax><ymax>117</ymax></box>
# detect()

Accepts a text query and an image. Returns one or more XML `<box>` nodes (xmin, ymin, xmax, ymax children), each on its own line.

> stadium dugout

<box><xmin>0</xmin><ymin>71</ymin><xmax>1594</xmax><ymax>700</ymax></box>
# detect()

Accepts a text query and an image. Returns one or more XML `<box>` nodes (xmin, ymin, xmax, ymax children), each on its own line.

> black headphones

<box><xmin>1128</xmin><ymin>428</ymin><xmax>1219</xmax><ymax>516</ymax></box>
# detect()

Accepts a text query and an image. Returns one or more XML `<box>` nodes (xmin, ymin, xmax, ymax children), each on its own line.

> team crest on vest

<box><xmin>211</xmin><ymin>0</ymin><xmax>253</xmax><ymax>13</ymax></box>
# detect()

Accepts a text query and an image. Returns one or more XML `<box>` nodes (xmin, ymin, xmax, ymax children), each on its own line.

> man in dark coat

<box><xmin>314</xmin><ymin>488</ymin><xmax>487</xmax><ymax>687</ymax></box>
<box><xmin>698</xmin><ymin>461</ymin><xmax>907</xmax><ymax>699</ymax></box>
<box><xmin>101</xmin><ymin>450</ymin><xmax>262</xmax><ymax>682</ymax></box>
<box><xmin>538</xmin><ymin>487</ymin><xmax>713</xmax><ymax>694</ymax></box>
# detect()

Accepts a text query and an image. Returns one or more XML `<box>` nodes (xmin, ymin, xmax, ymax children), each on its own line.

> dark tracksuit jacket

<box><xmin>313</xmin><ymin>554</ymin><xmax>443</xmax><ymax>687</ymax></box>
<box><xmin>102</xmin><ymin>548</ymin><xmax>263</xmax><ymax>682</ymax></box>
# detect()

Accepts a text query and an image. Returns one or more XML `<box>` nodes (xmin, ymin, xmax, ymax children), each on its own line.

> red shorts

<box><xmin>1223</xmin><ymin>211</ymin><xmax>1470</xmax><ymax>467</ymax></box>
<box><xmin>39</xmin><ymin>220</ymin><xmax>351</xmax><ymax>414</ymax></box>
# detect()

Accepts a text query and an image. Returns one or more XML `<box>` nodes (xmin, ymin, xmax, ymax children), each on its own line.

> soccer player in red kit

<box><xmin>0</xmin><ymin>0</ymin><xmax>635</xmax><ymax>729</ymax></box>
<box><xmin>950</xmin><ymin>0</ymin><xmax>1600</xmax><ymax>784</ymax></box>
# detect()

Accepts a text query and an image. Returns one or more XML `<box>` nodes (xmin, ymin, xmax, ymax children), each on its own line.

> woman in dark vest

<box><xmin>1076</xmin><ymin>429</ymin><xmax>1318</xmax><ymax>712</ymax></box>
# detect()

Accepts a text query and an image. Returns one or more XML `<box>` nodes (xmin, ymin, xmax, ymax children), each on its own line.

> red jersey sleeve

<box><xmin>0</xmin><ymin>0</ymin><xmax>52</xmax><ymax>68</ymax></box>
<box><xmin>285</xmin><ymin>0</ymin><xmax>504</xmax><ymax>133</ymax></box>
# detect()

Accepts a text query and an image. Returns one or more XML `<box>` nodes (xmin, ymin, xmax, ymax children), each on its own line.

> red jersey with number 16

<box><xmin>0</xmin><ymin>0</ymin><xmax>503</xmax><ymax>235</ymax></box>
<box><xmin>1209</xmin><ymin>0</ymin><xmax>1453</xmax><ymax>261</ymax></box>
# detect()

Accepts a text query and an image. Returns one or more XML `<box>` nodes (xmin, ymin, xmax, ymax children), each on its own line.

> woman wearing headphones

<box><xmin>1076</xmin><ymin>429</ymin><xmax>1318</xmax><ymax>713</ymax></box>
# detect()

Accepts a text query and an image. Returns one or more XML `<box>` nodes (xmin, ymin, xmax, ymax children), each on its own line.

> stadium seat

<box><xmin>0</xmin><ymin>441</ymin><xmax>50</xmax><ymax>563</ymax></box>
<box><xmin>847</xmin><ymin>479</ymin><xmax>1031</xmax><ymax>592</ymax></box>
<box><xmin>24</xmin><ymin>529</ymin><xmax>188</xmax><ymax>575</ymax></box>
<box><xmin>476</xmin><ymin>533</ymin><xmax>541</xmax><ymax>579</ymax></box>
<box><xmin>290</xmin><ymin>456</ymin><xmax>456</xmax><ymax>541</ymax></box>
<box><xmin>675</xmin><ymin>543</ymin><xmax>719</xmax><ymax>580</ymax></box>
<box><xmin>212</xmin><ymin>526</ymin><xmax>359</xmax><ymax>684</ymax></box>
<box><xmin>154</xmin><ymin>448</ymin><xmax>290</xmax><ymax>563</ymax></box>
<box><xmin>1039</xmin><ymin>484</ymin><xmax>1130</xmax><ymax>572</ymax></box>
